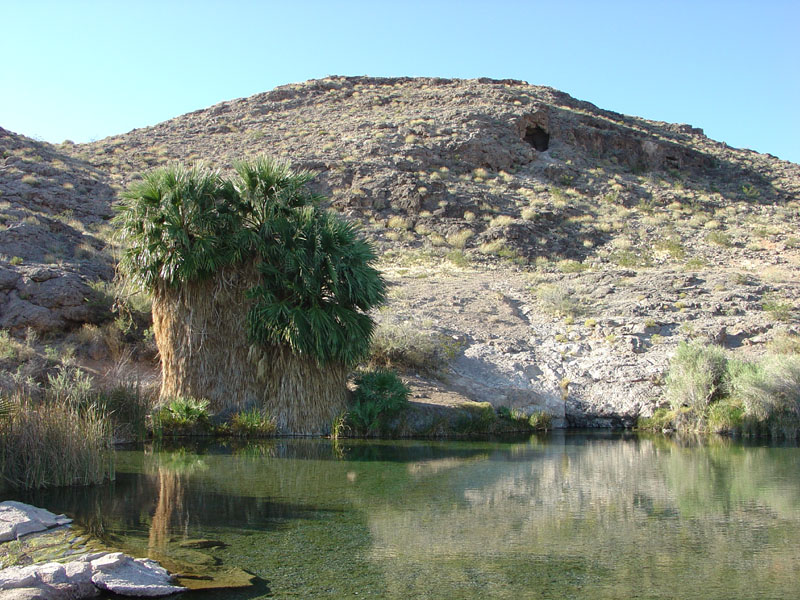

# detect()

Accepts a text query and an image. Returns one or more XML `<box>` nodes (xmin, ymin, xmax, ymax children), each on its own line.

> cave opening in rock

<box><xmin>524</xmin><ymin>125</ymin><xmax>550</xmax><ymax>151</ymax></box>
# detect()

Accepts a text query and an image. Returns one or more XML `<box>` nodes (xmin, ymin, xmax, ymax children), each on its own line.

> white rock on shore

<box><xmin>0</xmin><ymin>502</ymin><xmax>72</xmax><ymax>542</ymax></box>
<box><xmin>0</xmin><ymin>502</ymin><xmax>186</xmax><ymax>599</ymax></box>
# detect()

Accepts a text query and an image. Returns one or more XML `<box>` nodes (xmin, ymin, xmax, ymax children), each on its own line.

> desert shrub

<box><xmin>446</xmin><ymin>249</ymin><xmax>470</xmax><ymax>267</ymax></box>
<box><xmin>536</xmin><ymin>284</ymin><xmax>581</xmax><ymax>317</ymax></box>
<box><xmin>768</xmin><ymin>331</ymin><xmax>800</xmax><ymax>355</ymax></box>
<box><xmin>761</xmin><ymin>293</ymin><xmax>794</xmax><ymax>322</ymax></box>
<box><xmin>0</xmin><ymin>331</ymin><xmax>22</xmax><ymax>361</ymax></box>
<box><xmin>731</xmin><ymin>355</ymin><xmax>800</xmax><ymax>427</ymax></box>
<box><xmin>446</xmin><ymin>229</ymin><xmax>473</xmax><ymax>249</ymax></box>
<box><xmin>369</xmin><ymin>322</ymin><xmax>461</xmax><ymax>376</ymax></box>
<box><xmin>557</xmin><ymin>259</ymin><xmax>588</xmax><ymax>273</ymax></box>
<box><xmin>347</xmin><ymin>370</ymin><xmax>409</xmax><ymax>434</ymax></box>
<box><xmin>609</xmin><ymin>249</ymin><xmax>653</xmax><ymax>268</ymax></box>
<box><xmin>665</xmin><ymin>342</ymin><xmax>728</xmax><ymax>413</ymax></box>
<box><xmin>707</xmin><ymin>231</ymin><xmax>732</xmax><ymax>247</ymax></box>
<box><xmin>44</xmin><ymin>366</ymin><xmax>94</xmax><ymax>408</ymax></box>
<box><xmin>230</xmin><ymin>406</ymin><xmax>277</xmax><ymax>437</ymax></box>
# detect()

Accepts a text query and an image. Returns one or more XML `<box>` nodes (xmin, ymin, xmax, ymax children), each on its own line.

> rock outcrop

<box><xmin>0</xmin><ymin>128</ymin><xmax>115</xmax><ymax>334</ymax></box>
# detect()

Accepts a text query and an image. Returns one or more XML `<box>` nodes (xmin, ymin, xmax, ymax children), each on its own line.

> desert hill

<box><xmin>1</xmin><ymin>76</ymin><xmax>798</xmax><ymax>425</ymax></box>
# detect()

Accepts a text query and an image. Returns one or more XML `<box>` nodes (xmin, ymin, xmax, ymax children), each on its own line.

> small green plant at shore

<box><xmin>453</xmin><ymin>402</ymin><xmax>497</xmax><ymax>434</ymax></box>
<box><xmin>347</xmin><ymin>369</ymin><xmax>409</xmax><ymax>435</ymax></box>
<box><xmin>528</xmin><ymin>411</ymin><xmax>552</xmax><ymax>430</ymax></box>
<box><xmin>0</xmin><ymin>387</ymin><xmax>113</xmax><ymax>489</ymax></box>
<box><xmin>230</xmin><ymin>406</ymin><xmax>277</xmax><ymax>437</ymax></box>
<box><xmin>152</xmin><ymin>396</ymin><xmax>212</xmax><ymax>436</ymax></box>
<box><xmin>495</xmin><ymin>406</ymin><xmax>552</xmax><ymax>432</ymax></box>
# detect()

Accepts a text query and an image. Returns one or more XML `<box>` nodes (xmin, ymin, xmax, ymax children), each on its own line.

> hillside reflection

<box><xmin>8</xmin><ymin>434</ymin><xmax>800</xmax><ymax>599</ymax></box>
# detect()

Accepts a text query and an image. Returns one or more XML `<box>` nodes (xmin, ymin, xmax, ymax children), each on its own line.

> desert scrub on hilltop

<box><xmin>115</xmin><ymin>158</ymin><xmax>386</xmax><ymax>434</ymax></box>
<box><xmin>640</xmin><ymin>341</ymin><xmax>800</xmax><ymax>438</ymax></box>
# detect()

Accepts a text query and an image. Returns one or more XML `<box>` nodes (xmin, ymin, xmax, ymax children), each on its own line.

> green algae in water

<box><xmin>6</xmin><ymin>433</ymin><xmax>800</xmax><ymax>599</ymax></box>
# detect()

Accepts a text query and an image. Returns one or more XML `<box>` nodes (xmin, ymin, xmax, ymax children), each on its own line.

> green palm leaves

<box><xmin>116</xmin><ymin>164</ymin><xmax>238</xmax><ymax>288</ymax></box>
<box><xmin>116</xmin><ymin>158</ymin><xmax>386</xmax><ymax>367</ymax></box>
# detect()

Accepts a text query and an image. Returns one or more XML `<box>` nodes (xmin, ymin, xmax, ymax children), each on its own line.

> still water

<box><xmin>9</xmin><ymin>432</ymin><xmax>800</xmax><ymax>599</ymax></box>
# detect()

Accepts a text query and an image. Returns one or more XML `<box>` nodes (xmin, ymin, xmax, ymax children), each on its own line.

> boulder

<box><xmin>89</xmin><ymin>553</ymin><xmax>186</xmax><ymax>597</ymax></box>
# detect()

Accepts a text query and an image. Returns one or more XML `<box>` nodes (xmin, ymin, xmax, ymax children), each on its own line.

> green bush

<box><xmin>528</xmin><ymin>411</ymin><xmax>552</xmax><ymax>430</ymax></box>
<box><xmin>665</xmin><ymin>342</ymin><xmax>728</xmax><ymax>413</ymax></box>
<box><xmin>706</xmin><ymin>399</ymin><xmax>745</xmax><ymax>433</ymax></box>
<box><xmin>659</xmin><ymin>342</ymin><xmax>800</xmax><ymax>438</ymax></box>
<box><xmin>347</xmin><ymin>370</ymin><xmax>409</xmax><ymax>434</ymax></box>
<box><xmin>731</xmin><ymin>355</ymin><xmax>800</xmax><ymax>427</ymax></box>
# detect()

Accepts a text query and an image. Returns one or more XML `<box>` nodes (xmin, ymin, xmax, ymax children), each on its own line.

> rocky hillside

<box><xmin>2</xmin><ymin>76</ymin><xmax>799</xmax><ymax>425</ymax></box>
<box><xmin>0</xmin><ymin>128</ymin><xmax>116</xmax><ymax>332</ymax></box>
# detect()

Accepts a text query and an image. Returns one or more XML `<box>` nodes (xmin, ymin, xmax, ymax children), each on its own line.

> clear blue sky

<box><xmin>2</xmin><ymin>1</ymin><xmax>798</xmax><ymax>163</ymax></box>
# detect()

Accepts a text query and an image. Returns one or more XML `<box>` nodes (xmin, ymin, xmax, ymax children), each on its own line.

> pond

<box><xmin>6</xmin><ymin>432</ymin><xmax>800</xmax><ymax>599</ymax></box>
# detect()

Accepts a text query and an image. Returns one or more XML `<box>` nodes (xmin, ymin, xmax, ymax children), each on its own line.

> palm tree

<box><xmin>116</xmin><ymin>159</ymin><xmax>385</xmax><ymax>433</ymax></box>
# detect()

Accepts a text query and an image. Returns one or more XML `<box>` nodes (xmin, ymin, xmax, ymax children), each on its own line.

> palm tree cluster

<box><xmin>116</xmin><ymin>158</ymin><xmax>386</xmax><ymax>432</ymax></box>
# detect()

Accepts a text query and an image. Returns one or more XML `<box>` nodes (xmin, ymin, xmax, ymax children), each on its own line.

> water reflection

<box><xmin>5</xmin><ymin>434</ymin><xmax>799</xmax><ymax>599</ymax></box>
